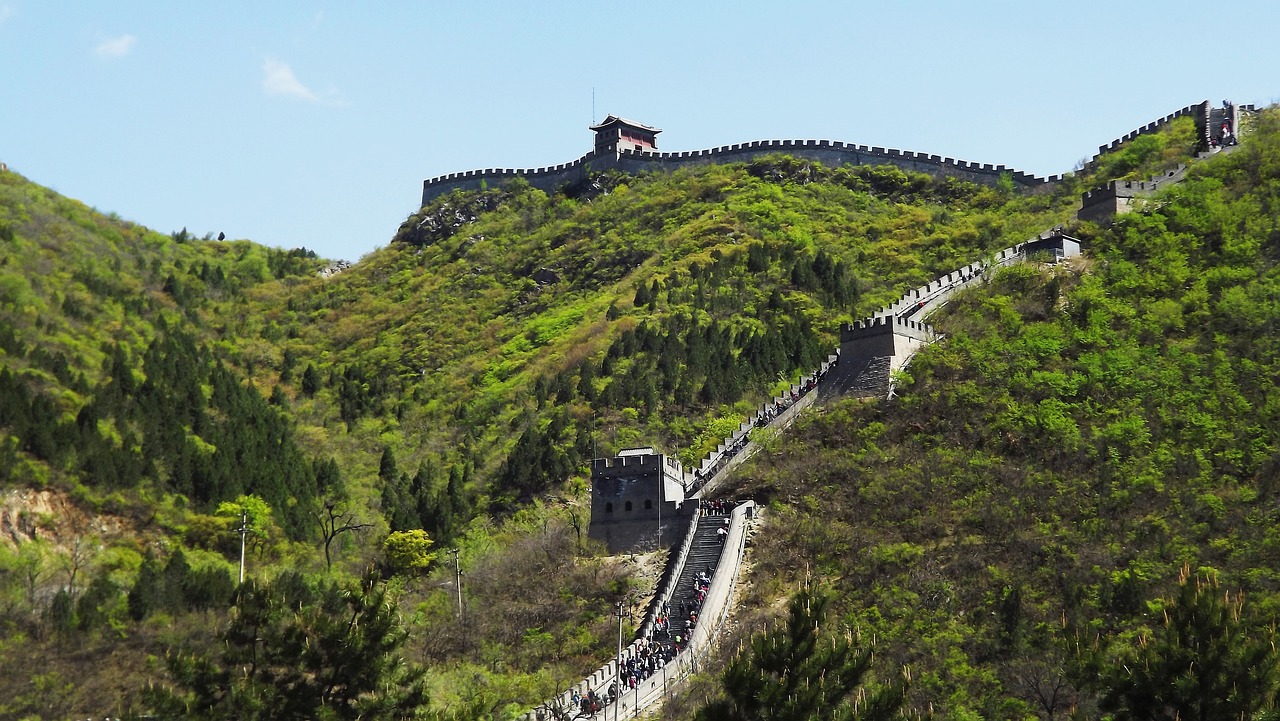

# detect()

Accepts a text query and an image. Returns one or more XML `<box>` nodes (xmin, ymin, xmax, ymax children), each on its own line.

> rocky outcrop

<box><xmin>395</xmin><ymin>189</ymin><xmax>510</xmax><ymax>248</ymax></box>
<box><xmin>0</xmin><ymin>488</ymin><xmax>135</xmax><ymax>552</ymax></box>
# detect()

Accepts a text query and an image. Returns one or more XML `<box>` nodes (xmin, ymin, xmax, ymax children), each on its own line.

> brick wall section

<box><xmin>1084</xmin><ymin>101</ymin><xmax>1210</xmax><ymax>170</ymax></box>
<box><xmin>825</xmin><ymin>230</ymin><xmax>1080</xmax><ymax>399</ymax></box>
<box><xmin>422</xmin><ymin>141</ymin><xmax>1052</xmax><ymax>205</ymax></box>
<box><xmin>422</xmin><ymin>101</ymin><xmax>1239</xmax><ymax>207</ymax></box>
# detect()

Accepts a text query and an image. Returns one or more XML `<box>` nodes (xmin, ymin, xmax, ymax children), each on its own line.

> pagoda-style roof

<box><xmin>589</xmin><ymin>115</ymin><xmax>662</xmax><ymax>135</ymax></box>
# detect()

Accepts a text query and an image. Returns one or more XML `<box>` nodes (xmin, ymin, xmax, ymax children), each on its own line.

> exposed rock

<box><xmin>561</xmin><ymin>170</ymin><xmax>626</xmax><ymax>201</ymax></box>
<box><xmin>531</xmin><ymin>267</ymin><xmax>561</xmax><ymax>285</ymax></box>
<box><xmin>318</xmin><ymin>259</ymin><xmax>352</xmax><ymax>278</ymax></box>
<box><xmin>395</xmin><ymin>189</ymin><xmax>509</xmax><ymax>248</ymax></box>
<box><xmin>0</xmin><ymin>488</ymin><xmax>138</xmax><ymax>553</ymax></box>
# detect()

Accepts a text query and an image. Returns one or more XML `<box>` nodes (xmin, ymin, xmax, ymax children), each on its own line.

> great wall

<box><xmin>453</xmin><ymin>99</ymin><xmax>1259</xmax><ymax>719</ymax></box>
<box><xmin>422</xmin><ymin>100</ymin><xmax>1254</xmax><ymax>207</ymax></box>
<box><xmin>542</xmin><ymin>226</ymin><xmax>1085</xmax><ymax>721</ymax></box>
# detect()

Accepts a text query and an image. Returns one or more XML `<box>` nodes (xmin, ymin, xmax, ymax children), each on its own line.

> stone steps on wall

<box><xmin>657</xmin><ymin>512</ymin><xmax>730</xmax><ymax>647</ymax></box>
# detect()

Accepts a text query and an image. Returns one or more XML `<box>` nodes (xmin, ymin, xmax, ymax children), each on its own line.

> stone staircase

<box><xmin>659</xmin><ymin>509</ymin><xmax>732</xmax><ymax>647</ymax></box>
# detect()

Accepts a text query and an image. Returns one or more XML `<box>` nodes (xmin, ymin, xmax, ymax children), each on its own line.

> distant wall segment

<box><xmin>421</xmin><ymin>142</ymin><xmax>1053</xmax><ymax>205</ymax></box>
<box><xmin>609</xmin><ymin>140</ymin><xmax>1057</xmax><ymax>190</ymax></box>
<box><xmin>824</xmin><ymin>230</ymin><xmax>1081</xmax><ymax>399</ymax></box>
<box><xmin>1084</xmin><ymin>101</ymin><xmax>1209</xmax><ymax>168</ymax></box>
<box><xmin>1083</xmin><ymin>100</ymin><xmax>1256</xmax><ymax>169</ymax></box>
<box><xmin>421</xmin><ymin>101</ymin><xmax>1240</xmax><ymax>206</ymax></box>
<box><xmin>420</xmin><ymin>154</ymin><xmax>597</xmax><ymax>205</ymax></box>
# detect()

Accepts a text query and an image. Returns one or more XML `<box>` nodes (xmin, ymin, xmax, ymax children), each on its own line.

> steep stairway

<box><xmin>659</xmin><ymin>509</ymin><xmax>731</xmax><ymax>648</ymax></box>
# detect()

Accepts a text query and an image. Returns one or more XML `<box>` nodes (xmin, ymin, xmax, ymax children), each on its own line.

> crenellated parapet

<box><xmin>824</xmin><ymin>229</ymin><xmax>1081</xmax><ymax>399</ymax></box>
<box><xmin>1078</xmin><ymin>163</ymin><xmax>1190</xmax><ymax>223</ymax></box>
<box><xmin>587</xmin><ymin>354</ymin><xmax>838</xmax><ymax>554</ymax></box>
<box><xmin>1085</xmin><ymin>102</ymin><xmax>1209</xmax><ymax>169</ymax></box>
<box><xmin>611</xmin><ymin>139</ymin><xmax>1059</xmax><ymax>189</ymax></box>
<box><xmin>419</xmin><ymin>137</ymin><xmax>1059</xmax><ymax>206</ymax></box>
<box><xmin>420</xmin><ymin>153</ymin><xmax>600</xmax><ymax>205</ymax></box>
<box><xmin>420</xmin><ymin>100</ymin><xmax>1249</xmax><ymax>209</ymax></box>
<box><xmin>841</xmin><ymin>315</ymin><xmax>936</xmax><ymax>344</ymax></box>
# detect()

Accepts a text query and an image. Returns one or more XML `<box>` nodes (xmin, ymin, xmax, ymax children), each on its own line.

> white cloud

<box><xmin>0</xmin><ymin>6</ymin><xmax>12</xmax><ymax>26</ymax></box>
<box><xmin>262</xmin><ymin>57</ymin><xmax>344</xmax><ymax>106</ymax></box>
<box><xmin>95</xmin><ymin>34</ymin><xmax>136</xmax><ymax>59</ymax></box>
<box><xmin>263</xmin><ymin>57</ymin><xmax>318</xmax><ymax>101</ymax></box>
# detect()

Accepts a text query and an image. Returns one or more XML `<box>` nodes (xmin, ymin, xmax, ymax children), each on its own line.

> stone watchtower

<box><xmin>589</xmin><ymin>116</ymin><xmax>662</xmax><ymax>157</ymax></box>
<box><xmin>588</xmin><ymin>447</ymin><xmax>693</xmax><ymax>553</ymax></box>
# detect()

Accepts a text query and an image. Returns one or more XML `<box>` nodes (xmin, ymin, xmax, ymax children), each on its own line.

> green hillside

<box><xmin>695</xmin><ymin>112</ymin><xmax>1280</xmax><ymax>719</ymax></box>
<box><xmin>2</xmin><ymin>107</ymin><xmax>1276</xmax><ymax>719</ymax></box>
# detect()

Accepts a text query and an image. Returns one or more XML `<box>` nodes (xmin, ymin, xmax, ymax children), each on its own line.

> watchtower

<box><xmin>590</xmin><ymin>116</ymin><xmax>661</xmax><ymax>157</ymax></box>
<box><xmin>588</xmin><ymin>447</ymin><xmax>692</xmax><ymax>553</ymax></box>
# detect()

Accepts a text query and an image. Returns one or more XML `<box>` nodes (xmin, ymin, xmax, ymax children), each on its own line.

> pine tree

<box><xmin>1077</xmin><ymin>565</ymin><xmax>1280</xmax><ymax>720</ymax></box>
<box><xmin>633</xmin><ymin>280</ymin><xmax>651</xmax><ymax>308</ymax></box>
<box><xmin>300</xmin><ymin>363</ymin><xmax>321</xmax><ymax>396</ymax></box>
<box><xmin>146</xmin><ymin>572</ymin><xmax>429</xmax><ymax>720</ymax></box>
<box><xmin>161</xmin><ymin>549</ymin><xmax>193</xmax><ymax>612</ymax></box>
<box><xmin>48</xmin><ymin>588</ymin><xmax>76</xmax><ymax>639</ymax></box>
<box><xmin>446</xmin><ymin>463</ymin><xmax>470</xmax><ymax>528</ymax></box>
<box><xmin>127</xmin><ymin>552</ymin><xmax>163</xmax><ymax>621</ymax></box>
<box><xmin>697</xmin><ymin>582</ymin><xmax>911</xmax><ymax>721</ymax></box>
<box><xmin>75</xmin><ymin>572</ymin><xmax>120</xmax><ymax>631</ymax></box>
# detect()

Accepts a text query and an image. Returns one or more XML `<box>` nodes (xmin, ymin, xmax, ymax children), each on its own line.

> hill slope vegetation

<box><xmin>3</xmin><ymin>109</ymin><xmax>1276</xmax><ymax>718</ymax></box>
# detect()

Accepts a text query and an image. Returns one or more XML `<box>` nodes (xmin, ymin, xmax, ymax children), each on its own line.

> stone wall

<box><xmin>1084</xmin><ymin>101</ymin><xmax>1209</xmax><ymax>169</ymax></box>
<box><xmin>422</xmin><ymin>101</ymin><xmax>1237</xmax><ymax>208</ymax></box>
<box><xmin>420</xmin><ymin>154</ymin><xmax>598</xmax><ymax>205</ymax></box>
<box><xmin>422</xmin><ymin>140</ymin><xmax>1056</xmax><ymax>206</ymax></box>
<box><xmin>1078</xmin><ymin>161</ymin><xmax>1199</xmax><ymax>224</ymax></box>
<box><xmin>527</xmin><ymin>502</ymin><xmax>755</xmax><ymax>721</ymax></box>
<box><xmin>825</xmin><ymin>230</ymin><xmax>1080</xmax><ymax>399</ymax></box>
<box><xmin>611</xmin><ymin>140</ymin><xmax>1058</xmax><ymax>190</ymax></box>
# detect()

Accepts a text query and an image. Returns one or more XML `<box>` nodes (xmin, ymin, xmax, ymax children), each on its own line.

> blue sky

<box><xmin>1</xmin><ymin>2</ymin><xmax>1278</xmax><ymax>262</ymax></box>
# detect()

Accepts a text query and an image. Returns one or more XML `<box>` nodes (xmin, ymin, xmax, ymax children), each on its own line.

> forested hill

<box><xmin>2</xmin><ymin>106</ymin><xmax>1272</xmax><ymax>719</ymax></box>
<box><xmin>0</xmin><ymin>138</ymin><xmax>1096</xmax><ymax>529</ymax></box>
<box><xmin>699</xmin><ymin>110</ymin><xmax>1280</xmax><ymax>719</ymax></box>
<box><xmin>0</xmin><ymin>175</ymin><xmax>334</xmax><ymax>533</ymax></box>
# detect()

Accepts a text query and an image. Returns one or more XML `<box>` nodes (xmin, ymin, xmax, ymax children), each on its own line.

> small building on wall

<box><xmin>588</xmin><ymin>447</ymin><xmax>692</xmax><ymax>553</ymax></box>
<box><xmin>590</xmin><ymin>116</ymin><xmax>662</xmax><ymax>156</ymax></box>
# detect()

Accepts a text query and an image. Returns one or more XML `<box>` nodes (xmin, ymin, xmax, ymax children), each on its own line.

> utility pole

<box><xmin>450</xmin><ymin>548</ymin><xmax>464</xmax><ymax>621</ymax></box>
<box><xmin>235</xmin><ymin>511</ymin><xmax>251</xmax><ymax>584</ymax></box>
<box><xmin>614</xmin><ymin>598</ymin><xmax>626</xmax><ymax>721</ymax></box>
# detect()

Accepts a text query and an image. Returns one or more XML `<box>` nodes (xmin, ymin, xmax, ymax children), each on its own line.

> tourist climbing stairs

<box><xmin>659</xmin><ymin>507</ymin><xmax>731</xmax><ymax>648</ymax></box>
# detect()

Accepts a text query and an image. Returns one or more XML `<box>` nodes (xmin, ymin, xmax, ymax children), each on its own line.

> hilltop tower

<box><xmin>590</xmin><ymin>116</ymin><xmax>661</xmax><ymax>157</ymax></box>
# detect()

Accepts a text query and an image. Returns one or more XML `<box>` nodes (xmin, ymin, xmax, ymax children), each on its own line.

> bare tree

<box><xmin>555</xmin><ymin>496</ymin><xmax>585</xmax><ymax>553</ymax></box>
<box><xmin>312</xmin><ymin>500</ymin><xmax>371</xmax><ymax>573</ymax></box>
<box><xmin>16</xmin><ymin>539</ymin><xmax>50</xmax><ymax>609</ymax></box>
<box><xmin>1010</xmin><ymin>652</ymin><xmax>1080</xmax><ymax>720</ymax></box>
<box><xmin>59</xmin><ymin>534</ymin><xmax>95</xmax><ymax>599</ymax></box>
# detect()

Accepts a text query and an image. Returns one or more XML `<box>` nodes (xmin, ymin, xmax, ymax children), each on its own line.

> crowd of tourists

<box><xmin>540</xmin><ymin>500</ymin><xmax>739</xmax><ymax>719</ymax></box>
